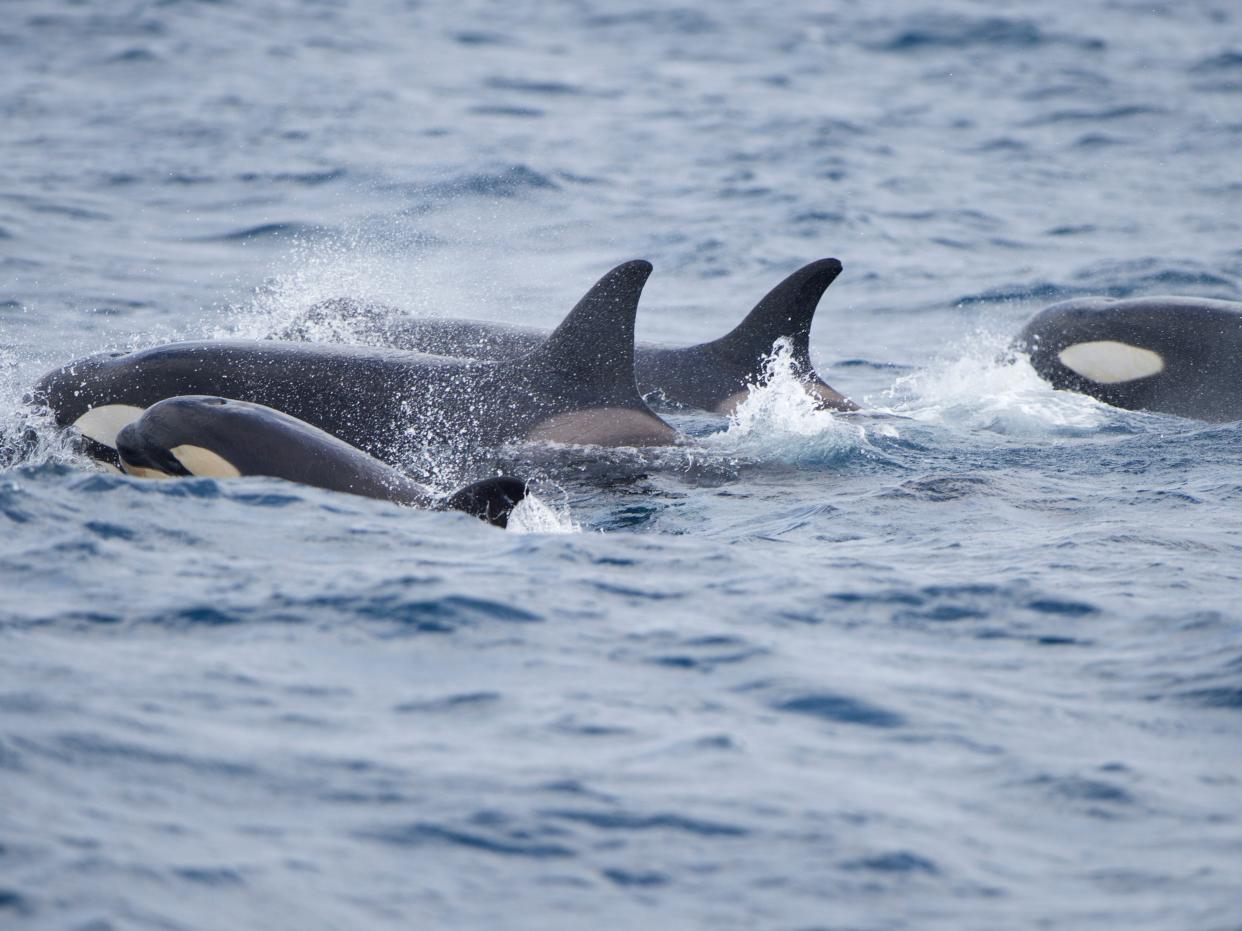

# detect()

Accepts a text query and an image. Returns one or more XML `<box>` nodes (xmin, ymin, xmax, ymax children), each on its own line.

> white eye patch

<box><xmin>119</xmin><ymin>463</ymin><xmax>174</xmax><ymax>480</ymax></box>
<box><xmin>170</xmin><ymin>445</ymin><xmax>242</xmax><ymax>478</ymax></box>
<box><xmin>1057</xmin><ymin>341</ymin><xmax>1165</xmax><ymax>384</ymax></box>
<box><xmin>73</xmin><ymin>404</ymin><xmax>146</xmax><ymax>448</ymax></box>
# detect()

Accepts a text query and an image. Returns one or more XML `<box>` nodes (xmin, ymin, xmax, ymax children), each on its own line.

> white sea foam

<box><xmin>872</xmin><ymin>328</ymin><xmax>1109</xmax><ymax>437</ymax></box>
<box><xmin>505</xmin><ymin>492</ymin><xmax>580</xmax><ymax>534</ymax></box>
<box><xmin>701</xmin><ymin>339</ymin><xmax>870</xmax><ymax>466</ymax></box>
<box><xmin>0</xmin><ymin>344</ymin><xmax>88</xmax><ymax>470</ymax></box>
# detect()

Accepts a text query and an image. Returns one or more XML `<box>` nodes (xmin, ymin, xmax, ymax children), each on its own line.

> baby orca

<box><xmin>281</xmin><ymin>259</ymin><xmax>857</xmax><ymax>415</ymax></box>
<box><xmin>116</xmin><ymin>396</ymin><xmax>526</xmax><ymax>527</ymax></box>
<box><xmin>1014</xmin><ymin>296</ymin><xmax>1242</xmax><ymax>422</ymax></box>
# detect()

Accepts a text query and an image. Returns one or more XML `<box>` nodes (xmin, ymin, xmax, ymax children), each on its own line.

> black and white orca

<box><xmin>116</xmin><ymin>396</ymin><xmax>526</xmax><ymax>526</ymax></box>
<box><xmin>36</xmin><ymin>261</ymin><xmax>680</xmax><ymax>469</ymax></box>
<box><xmin>281</xmin><ymin>259</ymin><xmax>857</xmax><ymax>415</ymax></box>
<box><xmin>1014</xmin><ymin>296</ymin><xmax>1242</xmax><ymax>422</ymax></box>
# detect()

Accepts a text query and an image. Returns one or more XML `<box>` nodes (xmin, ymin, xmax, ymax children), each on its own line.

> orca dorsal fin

<box><xmin>524</xmin><ymin>259</ymin><xmax>652</xmax><ymax>391</ymax></box>
<box><xmin>706</xmin><ymin>258</ymin><xmax>843</xmax><ymax>364</ymax></box>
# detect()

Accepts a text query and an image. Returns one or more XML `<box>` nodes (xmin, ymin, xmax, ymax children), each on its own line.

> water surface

<box><xmin>2</xmin><ymin>2</ymin><xmax>1241</xmax><ymax>929</ymax></box>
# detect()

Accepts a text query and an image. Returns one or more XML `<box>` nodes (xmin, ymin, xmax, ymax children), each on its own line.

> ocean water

<box><xmin>3</xmin><ymin>1</ymin><xmax>1242</xmax><ymax>928</ymax></box>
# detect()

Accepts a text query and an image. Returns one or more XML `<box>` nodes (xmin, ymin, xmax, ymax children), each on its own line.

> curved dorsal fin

<box><xmin>706</xmin><ymin>258</ymin><xmax>843</xmax><ymax>363</ymax></box>
<box><xmin>524</xmin><ymin>259</ymin><xmax>652</xmax><ymax>389</ymax></box>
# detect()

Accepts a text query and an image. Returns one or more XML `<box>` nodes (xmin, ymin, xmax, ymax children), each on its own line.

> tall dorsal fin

<box><xmin>705</xmin><ymin>258</ymin><xmax>843</xmax><ymax>363</ymax></box>
<box><xmin>523</xmin><ymin>259</ymin><xmax>652</xmax><ymax>390</ymax></box>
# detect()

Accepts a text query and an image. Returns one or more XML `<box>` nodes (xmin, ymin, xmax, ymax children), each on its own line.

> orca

<box><xmin>116</xmin><ymin>396</ymin><xmax>527</xmax><ymax>526</ymax></box>
<box><xmin>280</xmin><ymin>259</ymin><xmax>857</xmax><ymax>415</ymax></box>
<box><xmin>35</xmin><ymin>261</ymin><xmax>679</xmax><ymax>470</ymax></box>
<box><xmin>1014</xmin><ymin>296</ymin><xmax>1242</xmax><ymax>422</ymax></box>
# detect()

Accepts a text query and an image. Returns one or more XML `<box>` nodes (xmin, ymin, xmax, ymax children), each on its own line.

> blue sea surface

<box><xmin>2</xmin><ymin>1</ymin><xmax>1242</xmax><ymax>928</ymax></box>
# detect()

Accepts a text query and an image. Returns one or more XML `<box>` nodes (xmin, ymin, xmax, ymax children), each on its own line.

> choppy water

<box><xmin>3</xmin><ymin>1</ymin><xmax>1242</xmax><ymax>928</ymax></box>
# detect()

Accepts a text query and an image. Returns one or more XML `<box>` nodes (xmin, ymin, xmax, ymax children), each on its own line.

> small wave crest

<box><xmin>869</xmin><ymin>13</ymin><xmax>1104</xmax><ymax>53</ymax></box>
<box><xmin>873</xmin><ymin>329</ymin><xmax>1110</xmax><ymax>437</ymax></box>
<box><xmin>506</xmin><ymin>492</ymin><xmax>579</xmax><ymax>534</ymax></box>
<box><xmin>701</xmin><ymin>339</ymin><xmax>871</xmax><ymax>466</ymax></box>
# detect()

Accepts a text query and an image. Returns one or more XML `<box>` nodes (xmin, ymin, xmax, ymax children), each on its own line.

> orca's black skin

<box><xmin>441</xmin><ymin>476</ymin><xmax>528</xmax><ymax>528</ymax></box>
<box><xmin>281</xmin><ymin>259</ymin><xmax>857</xmax><ymax>415</ymax></box>
<box><xmin>116</xmin><ymin>396</ymin><xmax>527</xmax><ymax>526</ymax></box>
<box><xmin>1014</xmin><ymin>296</ymin><xmax>1242</xmax><ymax>422</ymax></box>
<box><xmin>36</xmin><ymin>261</ymin><xmax>679</xmax><ymax>466</ymax></box>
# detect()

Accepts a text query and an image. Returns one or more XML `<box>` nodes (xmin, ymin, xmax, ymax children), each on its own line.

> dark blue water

<box><xmin>3</xmin><ymin>2</ymin><xmax>1242</xmax><ymax>928</ymax></box>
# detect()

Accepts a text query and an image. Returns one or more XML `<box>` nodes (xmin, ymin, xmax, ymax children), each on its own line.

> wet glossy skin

<box><xmin>1015</xmin><ymin>296</ymin><xmax>1242</xmax><ymax>422</ymax></box>
<box><xmin>282</xmin><ymin>259</ymin><xmax>858</xmax><ymax>415</ymax></box>
<box><xmin>36</xmin><ymin>262</ymin><xmax>679</xmax><ymax>465</ymax></box>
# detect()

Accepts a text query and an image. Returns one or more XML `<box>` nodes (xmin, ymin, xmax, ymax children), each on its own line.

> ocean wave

<box><xmin>1189</xmin><ymin>50</ymin><xmax>1242</xmax><ymax>73</ymax></box>
<box><xmin>193</xmin><ymin>222</ymin><xmax>333</xmax><ymax>244</ymax></box>
<box><xmin>424</xmin><ymin>165</ymin><xmax>559</xmax><ymax>200</ymax></box>
<box><xmin>484</xmin><ymin>77</ymin><xmax>594</xmax><ymax>97</ymax></box>
<box><xmin>868</xmin><ymin>13</ymin><xmax>1104</xmax><ymax>53</ymax></box>
<box><xmin>5</xmin><ymin>1</ymin><xmax>1242</xmax><ymax>926</ymax></box>
<box><xmin>1023</xmin><ymin>104</ymin><xmax>1165</xmax><ymax>126</ymax></box>
<box><xmin>467</xmin><ymin>105</ymin><xmax>545</xmax><ymax>119</ymax></box>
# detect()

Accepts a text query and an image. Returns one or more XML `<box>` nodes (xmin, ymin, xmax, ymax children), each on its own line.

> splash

<box><xmin>214</xmin><ymin>228</ymin><xmax>457</xmax><ymax>342</ymax></box>
<box><xmin>0</xmin><ymin>342</ymin><xmax>89</xmax><ymax>471</ymax></box>
<box><xmin>0</xmin><ymin>403</ymin><xmax>86</xmax><ymax>471</ymax></box>
<box><xmin>701</xmin><ymin>339</ymin><xmax>870</xmax><ymax>466</ymax></box>
<box><xmin>874</xmin><ymin>328</ymin><xmax>1110</xmax><ymax>437</ymax></box>
<box><xmin>505</xmin><ymin>492</ymin><xmax>580</xmax><ymax>534</ymax></box>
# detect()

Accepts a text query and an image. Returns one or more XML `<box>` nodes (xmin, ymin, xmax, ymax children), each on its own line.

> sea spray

<box><xmin>0</xmin><ymin>343</ymin><xmax>89</xmax><ymax>470</ymax></box>
<box><xmin>214</xmin><ymin>228</ymin><xmax>455</xmax><ymax>343</ymax></box>
<box><xmin>875</xmin><ymin>328</ymin><xmax>1111</xmax><ymax>437</ymax></box>
<box><xmin>506</xmin><ymin>492</ymin><xmax>581</xmax><ymax>534</ymax></box>
<box><xmin>702</xmin><ymin>338</ymin><xmax>871</xmax><ymax>467</ymax></box>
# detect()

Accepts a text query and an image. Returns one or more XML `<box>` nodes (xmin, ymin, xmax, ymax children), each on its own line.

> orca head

<box><xmin>115</xmin><ymin>396</ymin><xmax>242</xmax><ymax>479</ymax></box>
<box><xmin>41</xmin><ymin>350</ymin><xmax>145</xmax><ymax>462</ymax></box>
<box><xmin>72</xmin><ymin>403</ymin><xmax>147</xmax><ymax>454</ymax></box>
<box><xmin>1015</xmin><ymin>298</ymin><xmax>1173</xmax><ymax>396</ymax></box>
<box><xmin>1054</xmin><ymin>340</ymin><xmax>1165</xmax><ymax>384</ymax></box>
<box><xmin>37</xmin><ymin>349</ymin><xmax>134</xmax><ymax>433</ymax></box>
